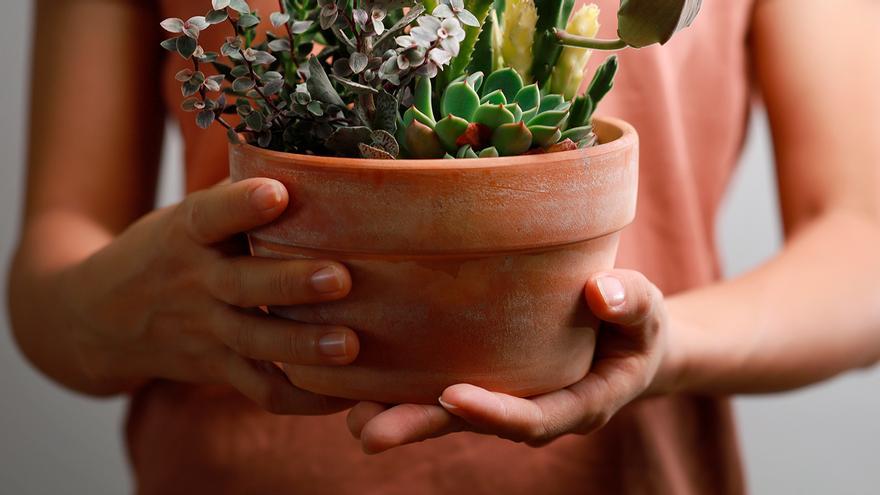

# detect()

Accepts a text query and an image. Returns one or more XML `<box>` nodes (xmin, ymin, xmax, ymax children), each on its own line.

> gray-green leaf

<box><xmin>617</xmin><ymin>0</ymin><xmax>702</xmax><ymax>48</ymax></box>
<box><xmin>306</xmin><ymin>57</ymin><xmax>345</xmax><ymax>106</ymax></box>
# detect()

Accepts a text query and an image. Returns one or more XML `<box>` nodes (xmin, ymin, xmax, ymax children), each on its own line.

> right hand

<box><xmin>63</xmin><ymin>178</ymin><xmax>358</xmax><ymax>415</ymax></box>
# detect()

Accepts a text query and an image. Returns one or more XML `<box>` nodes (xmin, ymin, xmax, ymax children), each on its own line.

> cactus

<box><xmin>401</xmin><ymin>68</ymin><xmax>595</xmax><ymax>158</ymax></box>
<box><xmin>548</xmin><ymin>4</ymin><xmax>601</xmax><ymax>98</ymax></box>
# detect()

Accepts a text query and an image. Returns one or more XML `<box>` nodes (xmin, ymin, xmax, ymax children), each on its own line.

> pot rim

<box><xmin>233</xmin><ymin>115</ymin><xmax>636</xmax><ymax>171</ymax></box>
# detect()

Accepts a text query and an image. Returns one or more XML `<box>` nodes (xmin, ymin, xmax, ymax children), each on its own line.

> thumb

<box><xmin>584</xmin><ymin>269</ymin><xmax>664</xmax><ymax>332</ymax></box>
<box><xmin>178</xmin><ymin>178</ymin><xmax>289</xmax><ymax>245</ymax></box>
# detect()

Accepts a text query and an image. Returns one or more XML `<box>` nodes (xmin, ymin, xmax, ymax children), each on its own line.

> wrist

<box><xmin>645</xmin><ymin>295</ymin><xmax>692</xmax><ymax>396</ymax></box>
<box><xmin>60</xmin><ymin>257</ymin><xmax>147</xmax><ymax>395</ymax></box>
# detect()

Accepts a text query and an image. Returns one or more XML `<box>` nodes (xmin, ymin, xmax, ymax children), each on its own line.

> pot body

<box><xmin>230</xmin><ymin>117</ymin><xmax>639</xmax><ymax>404</ymax></box>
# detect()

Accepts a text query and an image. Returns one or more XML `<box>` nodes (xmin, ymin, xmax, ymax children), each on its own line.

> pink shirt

<box><xmin>132</xmin><ymin>1</ymin><xmax>755</xmax><ymax>492</ymax></box>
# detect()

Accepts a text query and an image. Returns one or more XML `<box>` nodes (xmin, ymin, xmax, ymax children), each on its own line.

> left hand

<box><xmin>346</xmin><ymin>269</ymin><xmax>671</xmax><ymax>453</ymax></box>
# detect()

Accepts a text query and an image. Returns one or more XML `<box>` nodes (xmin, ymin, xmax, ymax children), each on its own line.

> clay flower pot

<box><xmin>229</xmin><ymin>117</ymin><xmax>638</xmax><ymax>404</ymax></box>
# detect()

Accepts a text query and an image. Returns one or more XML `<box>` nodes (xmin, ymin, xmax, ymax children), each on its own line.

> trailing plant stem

<box><xmin>554</xmin><ymin>29</ymin><xmax>627</xmax><ymax>50</ymax></box>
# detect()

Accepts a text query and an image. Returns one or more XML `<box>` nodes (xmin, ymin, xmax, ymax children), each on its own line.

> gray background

<box><xmin>2</xmin><ymin>3</ymin><xmax>878</xmax><ymax>494</ymax></box>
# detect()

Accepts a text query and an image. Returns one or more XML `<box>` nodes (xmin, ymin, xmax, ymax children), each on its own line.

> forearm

<box><xmin>7</xmin><ymin>210</ymin><xmax>130</xmax><ymax>396</ymax></box>
<box><xmin>664</xmin><ymin>209</ymin><xmax>880</xmax><ymax>395</ymax></box>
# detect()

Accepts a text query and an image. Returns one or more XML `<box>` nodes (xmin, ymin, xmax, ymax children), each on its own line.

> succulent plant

<box><xmin>161</xmin><ymin>0</ymin><xmax>700</xmax><ymax>160</ymax></box>
<box><xmin>398</xmin><ymin>66</ymin><xmax>603</xmax><ymax>159</ymax></box>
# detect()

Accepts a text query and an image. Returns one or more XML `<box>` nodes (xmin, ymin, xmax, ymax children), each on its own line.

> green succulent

<box><xmin>399</xmin><ymin>67</ymin><xmax>596</xmax><ymax>159</ymax></box>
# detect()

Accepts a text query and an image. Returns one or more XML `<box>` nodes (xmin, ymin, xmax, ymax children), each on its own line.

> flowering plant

<box><xmin>160</xmin><ymin>0</ymin><xmax>700</xmax><ymax>158</ymax></box>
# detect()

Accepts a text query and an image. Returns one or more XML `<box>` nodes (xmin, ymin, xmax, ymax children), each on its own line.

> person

<box><xmin>8</xmin><ymin>0</ymin><xmax>880</xmax><ymax>493</ymax></box>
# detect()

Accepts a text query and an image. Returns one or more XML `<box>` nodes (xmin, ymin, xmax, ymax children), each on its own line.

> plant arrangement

<box><xmin>160</xmin><ymin>0</ymin><xmax>700</xmax><ymax>159</ymax></box>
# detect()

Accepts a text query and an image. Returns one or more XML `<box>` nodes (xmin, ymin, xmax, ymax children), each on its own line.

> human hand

<box><xmin>64</xmin><ymin>178</ymin><xmax>359</xmax><ymax>414</ymax></box>
<box><xmin>347</xmin><ymin>270</ymin><xmax>669</xmax><ymax>452</ymax></box>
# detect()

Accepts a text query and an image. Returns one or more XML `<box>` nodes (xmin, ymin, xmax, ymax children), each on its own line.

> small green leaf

<box><xmin>206</xmin><ymin>9</ymin><xmax>229</xmax><ymax>25</ymax></box>
<box><xmin>514</xmin><ymin>84</ymin><xmax>540</xmax><ymax>112</ymax></box>
<box><xmin>472</xmin><ymin>104</ymin><xmax>515</xmax><ymax>130</ymax></box>
<box><xmin>492</xmin><ymin>122</ymin><xmax>532</xmax><ymax>156</ymax></box>
<box><xmin>560</xmin><ymin>125</ymin><xmax>592</xmax><ymax>143</ymax></box>
<box><xmin>567</xmin><ymin>95</ymin><xmax>594</xmax><ymax>130</ymax></box>
<box><xmin>441</xmin><ymin>81</ymin><xmax>480</xmax><ymax>121</ymax></box>
<box><xmin>177</xmin><ymin>36</ymin><xmax>198</xmax><ymax>59</ymax></box>
<box><xmin>196</xmin><ymin>109</ymin><xmax>216</xmax><ymax>129</ymax></box>
<box><xmin>270</xmin><ymin>12</ymin><xmax>290</xmax><ymax>28</ymax></box>
<box><xmin>307</xmin><ymin>100</ymin><xmax>324</xmax><ymax>116</ymax></box>
<box><xmin>587</xmin><ymin>55</ymin><xmax>618</xmax><ymax>109</ymax></box>
<box><xmin>478</xmin><ymin>146</ymin><xmax>499</xmax><ymax>158</ymax></box>
<box><xmin>413</xmin><ymin>77</ymin><xmax>434</xmax><ymax>120</ymax></box>
<box><xmin>528</xmin><ymin>110</ymin><xmax>568</xmax><ymax>127</ymax></box>
<box><xmin>160</xmin><ymin>37</ymin><xmax>179</xmax><ymax>53</ymax></box>
<box><xmin>232</xmin><ymin>77</ymin><xmax>255</xmax><ymax>92</ymax></box>
<box><xmin>528</xmin><ymin>125</ymin><xmax>562</xmax><ymax>147</ymax></box>
<box><xmin>403</xmin><ymin>106</ymin><xmax>435</xmax><ymax>129</ymax></box>
<box><xmin>306</xmin><ymin>57</ymin><xmax>345</xmax><ymax>106</ymax></box>
<box><xmin>245</xmin><ymin>111</ymin><xmax>264</xmax><ymax>131</ymax></box>
<box><xmin>229</xmin><ymin>0</ymin><xmax>251</xmax><ymax>14</ymax></box>
<box><xmin>405</xmin><ymin>120</ymin><xmax>445</xmax><ymax>159</ymax></box>
<box><xmin>230</xmin><ymin>64</ymin><xmax>250</xmax><ymax>77</ymax></box>
<box><xmin>538</xmin><ymin>94</ymin><xmax>564</xmax><ymax>113</ymax></box>
<box><xmin>482</xmin><ymin>68</ymin><xmax>523</xmax><ymax>103</ymax></box>
<box><xmin>466</xmin><ymin>72</ymin><xmax>484</xmax><ymax>92</ymax></box>
<box><xmin>456</xmin><ymin>145</ymin><xmax>479</xmax><ymax>159</ymax></box>
<box><xmin>160</xmin><ymin>18</ymin><xmax>185</xmax><ymax>33</ymax></box>
<box><xmin>434</xmin><ymin>115</ymin><xmax>470</xmax><ymax>153</ymax></box>
<box><xmin>480</xmin><ymin>89</ymin><xmax>506</xmax><ymax>105</ymax></box>
<box><xmin>504</xmin><ymin>103</ymin><xmax>522</xmax><ymax>122</ymax></box>
<box><xmin>175</xmin><ymin>68</ymin><xmax>194</xmax><ymax>82</ymax></box>
<box><xmin>213</xmin><ymin>0</ymin><xmax>231</xmax><ymax>9</ymax></box>
<box><xmin>268</xmin><ymin>39</ymin><xmax>291</xmax><ymax>52</ymax></box>
<box><xmin>238</xmin><ymin>13</ymin><xmax>260</xmax><ymax>29</ymax></box>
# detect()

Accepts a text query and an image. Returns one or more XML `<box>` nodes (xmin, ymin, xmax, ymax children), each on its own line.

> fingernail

<box><xmin>438</xmin><ymin>397</ymin><xmax>459</xmax><ymax>411</ymax></box>
<box><xmin>597</xmin><ymin>276</ymin><xmax>626</xmax><ymax>308</ymax></box>
<box><xmin>311</xmin><ymin>266</ymin><xmax>344</xmax><ymax>293</ymax></box>
<box><xmin>251</xmin><ymin>183</ymin><xmax>283</xmax><ymax>211</ymax></box>
<box><xmin>318</xmin><ymin>332</ymin><xmax>349</xmax><ymax>358</ymax></box>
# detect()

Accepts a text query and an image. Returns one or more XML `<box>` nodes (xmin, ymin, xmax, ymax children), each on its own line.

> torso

<box><xmin>132</xmin><ymin>1</ymin><xmax>755</xmax><ymax>492</ymax></box>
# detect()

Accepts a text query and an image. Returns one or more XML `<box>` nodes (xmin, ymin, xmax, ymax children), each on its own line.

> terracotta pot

<box><xmin>229</xmin><ymin>117</ymin><xmax>639</xmax><ymax>404</ymax></box>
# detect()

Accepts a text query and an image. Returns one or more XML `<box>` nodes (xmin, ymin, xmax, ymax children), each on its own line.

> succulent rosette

<box><xmin>159</xmin><ymin>0</ymin><xmax>700</xmax><ymax>158</ymax></box>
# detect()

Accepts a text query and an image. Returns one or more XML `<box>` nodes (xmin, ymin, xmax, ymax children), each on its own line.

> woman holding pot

<box><xmin>8</xmin><ymin>0</ymin><xmax>880</xmax><ymax>493</ymax></box>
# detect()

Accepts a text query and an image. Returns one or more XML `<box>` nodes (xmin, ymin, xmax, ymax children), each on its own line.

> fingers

<box><xmin>585</xmin><ymin>269</ymin><xmax>665</xmax><ymax>332</ymax></box>
<box><xmin>179</xmin><ymin>178</ymin><xmax>288</xmax><ymax>245</ymax></box>
<box><xmin>207</xmin><ymin>257</ymin><xmax>351</xmax><ymax>308</ymax></box>
<box><xmin>212</xmin><ymin>308</ymin><xmax>359</xmax><ymax>365</ymax></box>
<box><xmin>347</xmin><ymin>401</ymin><xmax>389</xmax><ymax>438</ymax></box>
<box><xmin>222</xmin><ymin>353</ymin><xmax>354</xmax><ymax>415</ymax></box>
<box><xmin>354</xmin><ymin>403</ymin><xmax>463</xmax><ymax>454</ymax></box>
<box><xmin>439</xmin><ymin>384</ymin><xmax>562</xmax><ymax>444</ymax></box>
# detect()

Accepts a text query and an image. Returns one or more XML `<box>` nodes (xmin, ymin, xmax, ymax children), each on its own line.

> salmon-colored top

<box><xmin>132</xmin><ymin>1</ymin><xmax>755</xmax><ymax>492</ymax></box>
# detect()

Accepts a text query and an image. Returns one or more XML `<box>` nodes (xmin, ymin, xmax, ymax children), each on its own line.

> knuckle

<box><xmin>286</xmin><ymin>327</ymin><xmax>311</xmax><ymax>364</ymax></box>
<box><xmin>219</xmin><ymin>264</ymin><xmax>248</xmax><ymax>307</ymax></box>
<box><xmin>272</xmin><ymin>265</ymin><xmax>308</xmax><ymax>303</ymax></box>
<box><xmin>231</xmin><ymin>318</ymin><xmax>256</xmax><ymax>357</ymax></box>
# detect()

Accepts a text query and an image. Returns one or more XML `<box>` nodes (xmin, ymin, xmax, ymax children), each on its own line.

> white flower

<box><xmin>371</xmin><ymin>7</ymin><xmax>386</xmax><ymax>35</ymax></box>
<box><xmin>432</xmin><ymin>0</ymin><xmax>480</xmax><ymax>27</ymax></box>
<box><xmin>411</xmin><ymin>15</ymin><xmax>442</xmax><ymax>45</ymax></box>
<box><xmin>438</xmin><ymin>18</ymin><xmax>466</xmax><ymax>42</ymax></box>
<box><xmin>428</xmin><ymin>47</ymin><xmax>453</xmax><ymax>66</ymax></box>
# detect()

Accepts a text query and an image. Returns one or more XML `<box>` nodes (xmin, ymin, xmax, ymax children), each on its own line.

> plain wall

<box><xmin>2</xmin><ymin>3</ymin><xmax>878</xmax><ymax>493</ymax></box>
